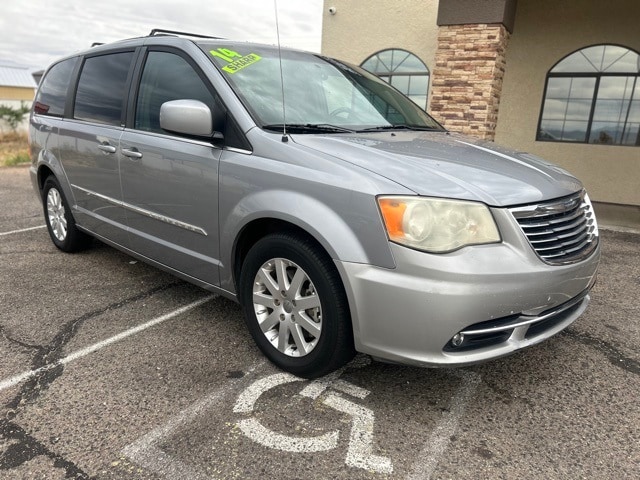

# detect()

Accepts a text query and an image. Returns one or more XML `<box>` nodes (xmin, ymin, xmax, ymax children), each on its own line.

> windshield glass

<box><xmin>201</xmin><ymin>44</ymin><xmax>444</xmax><ymax>133</ymax></box>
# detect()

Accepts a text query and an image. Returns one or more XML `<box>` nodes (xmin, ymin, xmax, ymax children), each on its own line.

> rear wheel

<box><xmin>42</xmin><ymin>176</ymin><xmax>91</xmax><ymax>252</ymax></box>
<box><xmin>239</xmin><ymin>232</ymin><xmax>355</xmax><ymax>378</ymax></box>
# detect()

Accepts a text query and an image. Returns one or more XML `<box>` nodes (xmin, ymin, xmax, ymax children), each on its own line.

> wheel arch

<box><xmin>34</xmin><ymin>149</ymin><xmax>75</xmax><ymax>207</ymax></box>
<box><xmin>232</xmin><ymin>218</ymin><xmax>332</xmax><ymax>296</ymax></box>
<box><xmin>221</xmin><ymin>189</ymin><xmax>396</xmax><ymax>295</ymax></box>
<box><xmin>37</xmin><ymin>164</ymin><xmax>55</xmax><ymax>192</ymax></box>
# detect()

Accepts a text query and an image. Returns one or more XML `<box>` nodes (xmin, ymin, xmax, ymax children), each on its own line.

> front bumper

<box><xmin>335</xmin><ymin>208</ymin><xmax>600</xmax><ymax>367</ymax></box>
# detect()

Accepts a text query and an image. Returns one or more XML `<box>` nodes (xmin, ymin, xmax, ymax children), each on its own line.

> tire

<box><xmin>42</xmin><ymin>176</ymin><xmax>91</xmax><ymax>252</ymax></box>
<box><xmin>239</xmin><ymin>232</ymin><xmax>355</xmax><ymax>378</ymax></box>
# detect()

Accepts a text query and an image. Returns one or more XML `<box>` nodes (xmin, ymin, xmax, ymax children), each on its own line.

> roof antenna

<box><xmin>274</xmin><ymin>0</ymin><xmax>288</xmax><ymax>142</ymax></box>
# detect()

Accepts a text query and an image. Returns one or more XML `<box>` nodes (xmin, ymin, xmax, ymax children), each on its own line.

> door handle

<box><xmin>121</xmin><ymin>148</ymin><xmax>143</xmax><ymax>159</ymax></box>
<box><xmin>97</xmin><ymin>144</ymin><xmax>117</xmax><ymax>154</ymax></box>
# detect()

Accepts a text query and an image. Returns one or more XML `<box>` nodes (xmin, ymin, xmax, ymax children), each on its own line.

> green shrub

<box><xmin>5</xmin><ymin>152</ymin><xmax>30</xmax><ymax>166</ymax></box>
<box><xmin>0</xmin><ymin>102</ymin><xmax>30</xmax><ymax>131</ymax></box>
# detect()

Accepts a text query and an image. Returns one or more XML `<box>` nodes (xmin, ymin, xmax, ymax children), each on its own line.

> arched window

<box><xmin>537</xmin><ymin>45</ymin><xmax>640</xmax><ymax>146</ymax></box>
<box><xmin>361</xmin><ymin>49</ymin><xmax>429</xmax><ymax>109</ymax></box>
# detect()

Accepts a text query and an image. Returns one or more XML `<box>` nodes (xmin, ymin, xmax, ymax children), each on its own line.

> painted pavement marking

<box><xmin>0</xmin><ymin>296</ymin><xmax>214</xmax><ymax>393</ymax></box>
<box><xmin>123</xmin><ymin>362</ymin><xmax>265</xmax><ymax>480</ymax></box>
<box><xmin>407</xmin><ymin>369</ymin><xmax>482</xmax><ymax>480</ymax></box>
<box><xmin>233</xmin><ymin>355</ymin><xmax>393</xmax><ymax>474</ymax></box>
<box><xmin>123</xmin><ymin>354</ymin><xmax>480</xmax><ymax>479</ymax></box>
<box><xmin>0</xmin><ymin>224</ymin><xmax>46</xmax><ymax>236</ymax></box>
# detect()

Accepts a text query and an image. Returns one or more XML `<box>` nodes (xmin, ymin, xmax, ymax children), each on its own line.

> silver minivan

<box><xmin>30</xmin><ymin>31</ymin><xmax>600</xmax><ymax>378</ymax></box>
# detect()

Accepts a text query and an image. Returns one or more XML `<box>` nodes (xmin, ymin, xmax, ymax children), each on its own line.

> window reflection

<box><xmin>34</xmin><ymin>58</ymin><xmax>78</xmax><ymax>117</ymax></box>
<box><xmin>135</xmin><ymin>52</ymin><xmax>217</xmax><ymax>133</ymax></box>
<box><xmin>361</xmin><ymin>49</ymin><xmax>430</xmax><ymax>109</ymax></box>
<box><xmin>74</xmin><ymin>53</ymin><xmax>134</xmax><ymax>126</ymax></box>
<box><xmin>538</xmin><ymin>45</ymin><xmax>640</xmax><ymax>146</ymax></box>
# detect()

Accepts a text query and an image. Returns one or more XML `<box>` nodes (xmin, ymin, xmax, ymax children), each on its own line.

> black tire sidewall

<box><xmin>239</xmin><ymin>233</ymin><xmax>353</xmax><ymax>378</ymax></box>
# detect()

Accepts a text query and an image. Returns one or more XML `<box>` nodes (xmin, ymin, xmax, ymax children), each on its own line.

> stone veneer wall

<box><xmin>429</xmin><ymin>24</ymin><xmax>510</xmax><ymax>140</ymax></box>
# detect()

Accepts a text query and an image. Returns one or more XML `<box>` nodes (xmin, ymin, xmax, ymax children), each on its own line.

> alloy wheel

<box><xmin>46</xmin><ymin>187</ymin><xmax>67</xmax><ymax>241</ymax></box>
<box><xmin>252</xmin><ymin>258</ymin><xmax>322</xmax><ymax>357</ymax></box>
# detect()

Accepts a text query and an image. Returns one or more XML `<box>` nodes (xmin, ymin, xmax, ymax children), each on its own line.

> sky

<box><xmin>0</xmin><ymin>0</ymin><xmax>324</xmax><ymax>71</ymax></box>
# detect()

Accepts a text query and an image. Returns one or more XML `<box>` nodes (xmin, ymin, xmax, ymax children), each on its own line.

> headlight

<box><xmin>377</xmin><ymin>196</ymin><xmax>500</xmax><ymax>253</ymax></box>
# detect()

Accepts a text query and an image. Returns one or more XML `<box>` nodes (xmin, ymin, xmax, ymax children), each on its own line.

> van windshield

<box><xmin>202</xmin><ymin>44</ymin><xmax>444</xmax><ymax>133</ymax></box>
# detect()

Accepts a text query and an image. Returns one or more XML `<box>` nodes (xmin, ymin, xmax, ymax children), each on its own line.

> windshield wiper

<box><xmin>358</xmin><ymin>125</ymin><xmax>442</xmax><ymax>132</ymax></box>
<box><xmin>263</xmin><ymin>123</ymin><xmax>356</xmax><ymax>134</ymax></box>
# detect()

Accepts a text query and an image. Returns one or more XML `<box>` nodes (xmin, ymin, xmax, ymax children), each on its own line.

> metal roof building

<box><xmin>0</xmin><ymin>62</ymin><xmax>37</xmax><ymax>89</ymax></box>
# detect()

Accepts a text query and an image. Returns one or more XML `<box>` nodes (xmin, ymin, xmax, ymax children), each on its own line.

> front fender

<box><xmin>219</xmin><ymin>189</ymin><xmax>396</xmax><ymax>293</ymax></box>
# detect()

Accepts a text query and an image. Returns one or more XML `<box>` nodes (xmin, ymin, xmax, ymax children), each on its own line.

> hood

<box><xmin>291</xmin><ymin>131</ymin><xmax>582</xmax><ymax>207</ymax></box>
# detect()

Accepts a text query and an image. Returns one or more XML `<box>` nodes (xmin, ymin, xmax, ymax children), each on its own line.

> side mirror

<box><xmin>159</xmin><ymin>99</ymin><xmax>215</xmax><ymax>137</ymax></box>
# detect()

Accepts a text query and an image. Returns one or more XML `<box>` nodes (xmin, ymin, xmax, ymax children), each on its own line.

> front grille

<box><xmin>509</xmin><ymin>191</ymin><xmax>598</xmax><ymax>265</ymax></box>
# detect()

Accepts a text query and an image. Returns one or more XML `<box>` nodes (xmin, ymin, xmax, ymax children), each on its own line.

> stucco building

<box><xmin>322</xmin><ymin>0</ymin><xmax>640</xmax><ymax>229</ymax></box>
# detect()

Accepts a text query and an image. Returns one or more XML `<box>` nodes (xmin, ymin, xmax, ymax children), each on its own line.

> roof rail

<box><xmin>91</xmin><ymin>42</ymin><xmax>104</xmax><ymax>47</ymax></box>
<box><xmin>148</xmin><ymin>29</ymin><xmax>223</xmax><ymax>39</ymax></box>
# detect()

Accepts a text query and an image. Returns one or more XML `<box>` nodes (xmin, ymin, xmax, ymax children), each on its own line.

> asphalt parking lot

<box><xmin>0</xmin><ymin>165</ymin><xmax>638</xmax><ymax>479</ymax></box>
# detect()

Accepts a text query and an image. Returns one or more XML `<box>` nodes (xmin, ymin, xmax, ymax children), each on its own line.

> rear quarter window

<box><xmin>33</xmin><ymin>57</ymin><xmax>78</xmax><ymax>116</ymax></box>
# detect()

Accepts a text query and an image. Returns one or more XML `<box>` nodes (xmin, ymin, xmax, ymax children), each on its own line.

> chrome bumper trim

<box><xmin>461</xmin><ymin>284</ymin><xmax>593</xmax><ymax>336</ymax></box>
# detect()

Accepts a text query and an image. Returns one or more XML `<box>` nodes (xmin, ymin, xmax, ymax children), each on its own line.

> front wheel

<box><xmin>42</xmin><ymin>176</ymin><xmax>91</xmax><ymax>252</ymax></box>
<box><xmin>239</xmin><ymin>233</ymin><xmax>355</xmax><ymax>378</ymax></box>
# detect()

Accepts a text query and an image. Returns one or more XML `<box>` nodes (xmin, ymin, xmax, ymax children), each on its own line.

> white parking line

<box><xmin>123</xmin><ymin>361</ymin><xmax>264</xmax><ymax>480</ymax></box>
<box><xmin>0</xmin><ymin>225</ymin><xmax>46</xmax><ymax>236</ymax></box>
<box><xmin>124</xmin><ymin>386</ymin><xmax>230</xmax><ymax>480</ymax></box>
<box><xmin>0</xmin><ymin>295</ymin><xmax>214</xmax><ymax>393</ymax></box>
<box><xmin>408</xmin><ymin>370</ymin><xmax>481</xmax><ymax>480</ymax></box>
<box><xmin>124</xmin><ymin>359</ymin><xmax>477</xmax><ymax>478</ymax></box>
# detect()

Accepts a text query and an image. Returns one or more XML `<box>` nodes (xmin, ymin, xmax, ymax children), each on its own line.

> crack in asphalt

<box><xmin>0</xmin><ymin>421</ymin><xmax>93</xmax><ymax>479</ymax></box>
<box><xmin>0</xmin><ymin>281</ymin><xmax>181</xmax><ymax>477</ymax></box>
<box><xmin>0</xmin><ymin>325</ymin><xmax>43</xmax><ymax>352</ymax></box>
<box><xmin>563</xmin><ymin>328</ymin><xmax>640</xmax><ymax>376</ymax></box>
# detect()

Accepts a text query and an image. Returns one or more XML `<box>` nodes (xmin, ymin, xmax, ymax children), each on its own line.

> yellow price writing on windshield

<box><xmin>210</xmin><ymin>48</ymin><xmax>262</xmax><ymax>74</ymax></box>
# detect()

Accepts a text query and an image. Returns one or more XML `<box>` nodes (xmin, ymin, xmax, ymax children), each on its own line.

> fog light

<box><xmin>451</xmin><ymin>333</ymin><xmax>465</xmax><ymax>347</ymax></box>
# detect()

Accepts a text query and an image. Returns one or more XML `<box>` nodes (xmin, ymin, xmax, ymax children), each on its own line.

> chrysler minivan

<box><xmin>30</xmin><ymin>30</ymin><xmax>600</xmax><ymax>378</ymax></box>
